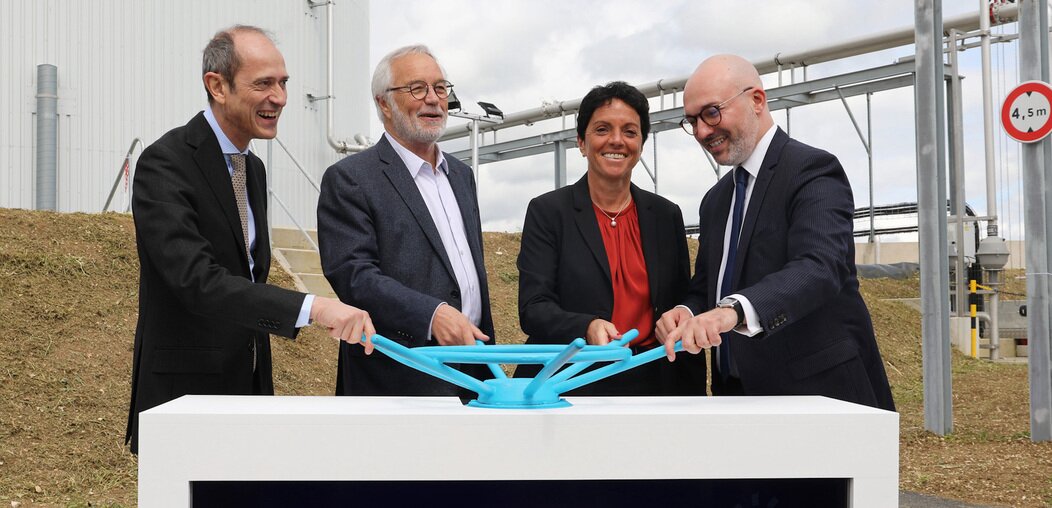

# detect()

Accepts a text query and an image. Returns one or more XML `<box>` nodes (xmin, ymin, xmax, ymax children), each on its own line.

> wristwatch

<box><xmin>716</xmin><ymin>297</ymin><xmax>745</xmax><ymax>328</ymax></box>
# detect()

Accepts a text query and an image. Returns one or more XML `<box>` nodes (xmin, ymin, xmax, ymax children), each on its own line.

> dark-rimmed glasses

<box><xmin>680</xmin><ymin>86</ymin><xmax>754</xmax><ymax>135</ymax></box>
<box><xmin>386</xmin><ymin>80</ymin><xmax>454</xmax><ymax>100</ymax></box>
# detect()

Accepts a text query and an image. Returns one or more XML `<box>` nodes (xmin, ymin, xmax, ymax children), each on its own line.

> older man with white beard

<box><xmin>318</xmin><ymin>45</ymin><xmax>495</xmax><ymax>396</ymax></box>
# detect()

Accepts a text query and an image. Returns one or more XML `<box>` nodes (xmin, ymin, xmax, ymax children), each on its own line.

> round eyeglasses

<box><xmin>386</xmin><ymin>80</ymin><xmax>454</xmax><ymax>100</ymax></box>
<box><xmin>680</xmin><ymin>87</ymin><xmax>754</xmax><ymax>135</ymax></box>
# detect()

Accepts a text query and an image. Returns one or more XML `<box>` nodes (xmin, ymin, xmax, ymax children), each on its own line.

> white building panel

<box><xmin>0</xmin><ymin>0</ymin><xmax>370</xmax><ymax>229</ymax></box>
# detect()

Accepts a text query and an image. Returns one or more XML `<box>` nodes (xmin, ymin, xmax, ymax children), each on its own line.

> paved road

<box><xmin>901</xmin><ymin>491</ymin><xmax>1001</xmax><ymax>507</ymax></box>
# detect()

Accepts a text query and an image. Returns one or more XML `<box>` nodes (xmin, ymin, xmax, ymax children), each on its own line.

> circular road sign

<box><xmin>1001</xmin><ymin>80</ymin><xmax>1052</xmax><ymax>143</ymax></box>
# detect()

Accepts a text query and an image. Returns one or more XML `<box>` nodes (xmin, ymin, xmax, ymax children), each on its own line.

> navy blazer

<box><xmin>126</xmin><ymin>112</ymin><xmax>305</xmax><ymax>453</ymax></box>
<box><xmin>318</xmin><ymin>136</ymin><xmax>493</xmax><ymax>395</ymax></box>
<box><xmin>685</xmin><ymin>128</ymin><xmax>894</xmax><ymax>410</ymax></box>
<box><xmin>516</xmin><ymin>175</ymin><xmax>706</xmax><ymax>395</ymax></box>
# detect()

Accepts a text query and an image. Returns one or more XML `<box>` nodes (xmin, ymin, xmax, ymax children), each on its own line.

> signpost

<box><xmin>1001</xmin><ymin>80</ymin><xmax>1052</xmax><ymax>143</ymax></box>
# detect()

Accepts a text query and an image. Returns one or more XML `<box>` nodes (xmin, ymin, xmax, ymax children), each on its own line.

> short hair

<box><xmin>370</xmin><ymin>44</ymin><xmax>446</xmax><ymax>122</ymax></box>
<box><xmin>576</xmin><ymin>81</ymin><xmax>651</xmax><ymax>141</ymax></box>
<box><xmin>202</xmin><ymin>25</ymin><xmax>276</xmax><ymax>103</ymax></box>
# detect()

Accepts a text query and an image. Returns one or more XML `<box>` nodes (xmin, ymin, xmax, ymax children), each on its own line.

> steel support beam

<box><xmin>1020</xmin><ymin>0</ymin><xmax>1052</xmax><ymax>442</ymax></box>
<box><xmin>916</xmin><ymin>0</ymin><xmax>953</xmax><ymax>436</ymax></box>
<box><xmin>449</xmin><ymin>63</ymin><xmax>947</xmax><ymax>167</ymax></box>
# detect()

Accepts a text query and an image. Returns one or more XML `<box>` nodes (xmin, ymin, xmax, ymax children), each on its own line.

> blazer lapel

<box><xmin>188</xmin><ymin>113</ymin><xmax>251</xmax><ymax>273</ymax></box>
<box><xmin>733</xmin><ymin>128</ymin><xmax>789</xmax><ymax>285</ymax></box>
<box><xmin>246</xmin><ymin>153</ymin><xmax>270</xmax><ymax>282</ymax></box>
<box><xmin>571</xmin><ymin>177</ymin><xmax>612</xmax><ymax>286</ymax></box>
<box><xmin>706</xmin><ymin>173</ymin><xmax>734</xmax><ymax>302</ymax></box>
<box><xmin>377</xmin><ymin>138</ymin><xmax>457</xmax><ymax>281</ymax></box>
<box><xmin>633</xmin><ymin>185</ymin><xmax>661</xmax><ymax>305</ymax></box>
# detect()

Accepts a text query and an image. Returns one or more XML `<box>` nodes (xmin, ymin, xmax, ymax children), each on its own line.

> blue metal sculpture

<box><xmin>367</xmin><ymin>330</ymin><xmax>684</xmax><ymax>409</ymax></box>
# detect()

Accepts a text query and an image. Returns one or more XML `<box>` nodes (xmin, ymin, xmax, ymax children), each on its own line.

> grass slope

<box><xmin>0</xmin><ymin>208</ymin><xmax>1048</xmax><ymax>507</ymax></box>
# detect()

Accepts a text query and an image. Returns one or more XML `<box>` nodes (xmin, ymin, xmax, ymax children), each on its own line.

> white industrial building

<box><xmin>1</xmin><ymin>0</ymin><xmax>371</xmax><ymax>230</ymax></box>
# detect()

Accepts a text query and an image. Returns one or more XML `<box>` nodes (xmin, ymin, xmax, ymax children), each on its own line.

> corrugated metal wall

<box><xmin>0</xmin><ymin>0</ymin><xmax>370</xmax><ymax>229</ymax></box>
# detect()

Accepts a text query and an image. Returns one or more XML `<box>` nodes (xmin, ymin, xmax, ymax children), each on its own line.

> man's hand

<box><xmin>432</xmin><ymin>304</ymin><xmax>488</xmax><ymax>346</ymax></box>
<box><xmin>585</xmin><ymin>319</ymin><xmax>620</xmax><ymax>346</ymax></box>
<box><xmin>310</xmin><ymin>297</ymin><xmax>375</xmax><ymax>354</ymax></box>
<box><xmin>656</xmin><ymin>307</ymin><xmax>693</xmax><ymax>360</ymax></box>
<box><xmin>662</xmin><ymin>307</ymin><xmax>738</xmax><ymax>360</ymax></box>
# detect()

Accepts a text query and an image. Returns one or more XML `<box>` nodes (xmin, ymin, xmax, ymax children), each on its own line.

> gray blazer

<box><xmin>318</xmin><ymin>135</ymin><xmax>493</xmax><ymax>395</ymax></box>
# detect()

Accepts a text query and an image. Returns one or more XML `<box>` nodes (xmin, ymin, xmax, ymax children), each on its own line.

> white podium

<box><xmin>139</xmin><ymin>395</ymin><xmax>898</xmax><ymax>507</ymax></box>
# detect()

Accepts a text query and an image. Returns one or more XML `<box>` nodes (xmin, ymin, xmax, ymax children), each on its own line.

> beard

<box><xmin>390</xmin><ymin>102</ymin><xmax>447</xmax><ymax>145</ymax></box>
<box><xmin>709</xmin><ymin>114</ymin><xmax>760</xmax><ymax>167</ymax></box>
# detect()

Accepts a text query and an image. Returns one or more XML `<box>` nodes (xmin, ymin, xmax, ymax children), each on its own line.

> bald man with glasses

<box><xmin>656</xmin><ymin>54</ymin><xmax>895</xmax><ymax>412</ymax></box>
<box><xmin>318</xmin><ymin>44</ymin><xmax>494</xmax><ymax>396</ymax></box>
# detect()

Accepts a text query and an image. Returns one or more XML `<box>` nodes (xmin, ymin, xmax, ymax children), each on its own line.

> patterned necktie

<box><xmin>230</xmin><ymin>154</ymin><xmax>251</xmax><ymax>257</ymax></box>
<box><xmin>719</xmin><ymin>166</ymin><xmax>749</xmax><ymax>381</ymax></box>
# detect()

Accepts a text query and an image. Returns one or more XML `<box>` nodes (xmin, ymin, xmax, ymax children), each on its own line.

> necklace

<box><xmin>595</xmin><ymin>196</ymin><xmax>631</xmax><ymax>227</ymax></box>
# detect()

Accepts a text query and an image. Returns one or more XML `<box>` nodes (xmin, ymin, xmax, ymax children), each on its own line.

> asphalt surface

<box><xmin>900</xmin><ymin>491</ymin><xmax>1000</xmax><ymax>507</ymax></box>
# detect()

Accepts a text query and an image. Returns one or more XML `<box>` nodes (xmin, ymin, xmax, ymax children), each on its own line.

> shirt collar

<box><xmin>204</xmin><ymin>105</ymin><xmax>249</xmax><ymax>156</ymax></box>
<box><xmin>738</xmin><ymin>123</ymin><xmax>778</xmax><ymax>179</ymax></box>
<box><xmin>384</xmin><ymin>132</ymin><xmax>447</xmax><ymax>178</ymax></box>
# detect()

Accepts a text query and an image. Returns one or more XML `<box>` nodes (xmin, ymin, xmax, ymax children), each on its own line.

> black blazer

<box><xmin>686</xmin><ymin>128</ymin><xmax>894</xmax><ymax>410</ymax></box>
<box><xmin>126</xmin><ymin>112</ymin><xmax>306</xmax><ymax>452</ymax></box>
<box><xmin>516</xmin><ymin>176</ymin><xmax>706</xmax><ymax>395</ymax></box>
<box><xmin>318</xmin><ymin>136</ymin><xmax>494</xmax><ymax>396</ymax></box>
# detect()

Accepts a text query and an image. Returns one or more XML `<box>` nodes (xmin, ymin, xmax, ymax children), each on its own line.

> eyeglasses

<box><xmin>386</xmin><ymin>80</ymin><xmax>454</xmax><ymax>100</ymax></box>
<box><xmin>680</xmin><ymin>86</ymin><xmax>754</xmax><ymax>135</ymax></box>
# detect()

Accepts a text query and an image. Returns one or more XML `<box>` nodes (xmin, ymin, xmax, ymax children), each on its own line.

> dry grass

<box><xmin>0</xmin><ymin>208</ymin><xmax>1049</xmax><ymax>506</ymax></box>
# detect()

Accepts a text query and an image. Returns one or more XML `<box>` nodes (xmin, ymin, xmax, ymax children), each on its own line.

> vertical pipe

<box><xmin>949</xmin><ymin>30</ymin><xmax>969</xmax><ymax>318</ymax></box>
<box><xmin>916</xmin><ymin>0</ymin><xmax>953</xmax><ymax>435</ymax></box>
<box><xmin>554</xmin><ymin>141</ymin><xmax>568</xmax><ymax>189</ymax></box>
<box><xmin>990</xmin><ymin>269</ymin><xmax>1001</xmax><ymax>361</ymax></box>
<box><xmin>1020</xmin><ymin>0</ymin><xmax>1052</xmax><ymax>442</ymax></box>
<box><xmin>868</xmin><ymin>93</ymin><xmax>875</xmax><ymax>245</ymax></box>
<box><xmin>981</xmin><ymin>0</ymin><xmax>1000</xmax><ymax>237</ymax></box>
<box><xmin>35</xmin><ymin>64</ymin><xmax>58</xmax><ymax>211</ymax></box>
<box><xmin>652</xmin><ymin>131</ymin><xmax>659</xmax><ymax>194</ymax></box>
<box><xmin>470</xmin><ymin>119</ymin><xmax>480</xmax><ymax>188</ymax></box>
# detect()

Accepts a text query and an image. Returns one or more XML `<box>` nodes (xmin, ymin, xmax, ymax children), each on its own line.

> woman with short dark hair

<box><xmin>515</xmin><ymin>81</ymin><xmax>707</xmax><ymax>395</ymax></box>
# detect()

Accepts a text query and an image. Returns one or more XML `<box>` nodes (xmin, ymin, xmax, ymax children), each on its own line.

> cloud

<box><xmin>371</xmin><ymin>1</ymin><xmax>1018</xmax><ymax>235</ymax></box>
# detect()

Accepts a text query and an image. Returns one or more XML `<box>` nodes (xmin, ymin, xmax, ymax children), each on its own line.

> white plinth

<box><xmin>139</xmin><ymin>395</ymin><xmax>898</xmax><ymax>507</ymax></box>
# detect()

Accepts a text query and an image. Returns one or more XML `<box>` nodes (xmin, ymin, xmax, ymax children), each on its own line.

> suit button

<box><xmin>451</xmin><ymin>289</ymin><xmax>460</xmax><ymax>298</ymax></box>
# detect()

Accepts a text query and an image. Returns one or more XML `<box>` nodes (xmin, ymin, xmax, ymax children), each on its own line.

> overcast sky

<box><xmin>369</xmin><ymin>1</ymin><xmax>1026</xmax><ymax>240</ymax></box>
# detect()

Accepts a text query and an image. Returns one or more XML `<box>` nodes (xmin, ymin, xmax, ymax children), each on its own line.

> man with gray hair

<box><xmin>318</xmin><ymin>44</ymin><xmax>494</xmax><ymax>396</ymax></box>
<box><xmin>127</xmin><ymin>25</ymin><xmax>374</xmax><ymax>453</ymax></box>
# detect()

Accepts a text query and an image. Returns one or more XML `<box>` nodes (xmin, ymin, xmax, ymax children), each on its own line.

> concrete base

<box><xmin>139</xmin><ymin>395</ymin><xmax>899</xmax><ymax>507</ymax></box>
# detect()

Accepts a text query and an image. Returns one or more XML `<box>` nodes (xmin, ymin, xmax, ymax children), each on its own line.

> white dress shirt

<box><xmin>716</xmin><ymin>123</ymin><xmax>779</xmax><ymax>337</ymax></box>
<box><xmin>385</xmin><ymin>132</ymin><xmax>483</xmax><ymax>330</ymax></box>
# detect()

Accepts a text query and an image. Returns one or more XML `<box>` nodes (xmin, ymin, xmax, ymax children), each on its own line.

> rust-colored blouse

<box><xmin>593</xmin><ymin>201</ymin><xmax>654</xmax><ymax>347</ymax></box>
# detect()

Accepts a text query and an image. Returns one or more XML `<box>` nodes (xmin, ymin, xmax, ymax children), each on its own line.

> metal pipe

<box><xmin>440</xmin><ymin>3</ymin><xmax>1021</xmax><ymax>141</ymax></box>
<box><xmin>35</xmin><ymin>64</ymin><xmax>58</xmax><ymax>211</ymax></box>
<box><xmin>916</xmin><ymin>0</ymin><xmax>954</xmax><ymax>436</ymax></box>
<box><xmin>471</xmin><ymin>119</ymin><xmax>480</xmax><ymax>186</ymax></box>
<box><xmin>988</xmin><ymin>269</ymin><xmax>1001</xmax><ymax>360</ymax></box>
<box><xmin>318</xmin><ymin>1</ymin><xmax>368</xmax><ymax>154</ymax></box>
<box><xmin>981</xmin><ymin>0</ymin><xmax>1000</xmax><ymax>237</ymax></box>
<box><xmin>949</xmin><ymin>29</ymin><xmax>969</xmax><ymax>318</ymax></box>
<box><xmin>1020</xmin><ymin>0</ymin><xmax>1052</xmax><ymax>442</ymax></box>
<box><xmin>868</xmin><ymin>93</ymin><xmax>875</xmax><ymax>244</ymax></box>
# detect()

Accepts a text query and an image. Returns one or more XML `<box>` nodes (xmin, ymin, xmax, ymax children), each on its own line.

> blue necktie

<box><xmin>719</xmin><ymin>167</ymin><xmax>749</xmax><ymax>381</ymax></box>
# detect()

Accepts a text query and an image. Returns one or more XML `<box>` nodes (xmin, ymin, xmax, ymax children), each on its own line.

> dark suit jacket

<box><xmin>515</xmin><ymin>176</ymin><xmax>707</xmax><ymax>395</ymax></box>
<box><xmin>685</xmin><ymin>128</ymin><xmax>894</xmax><ymax>410</ymax></box>
<box><xmin>126</xmin><ymin>112</ymin><xmax>306</xmax><ymax>453</ymax></box>
<box><xmin>318</xmin><ymin>135</ymin><xmax>494</xmax><ymax>396</ymax></box>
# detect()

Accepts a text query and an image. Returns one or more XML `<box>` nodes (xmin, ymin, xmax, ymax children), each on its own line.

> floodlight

<box><xmin>477</xmin><ymin>101</ymin><xmax>504</xmax><ymax>119</ymax></box>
